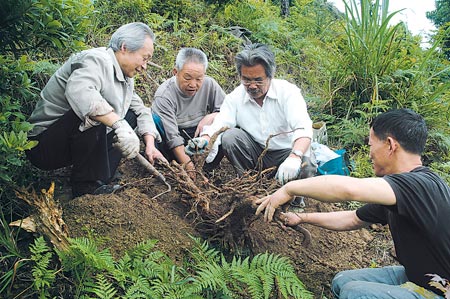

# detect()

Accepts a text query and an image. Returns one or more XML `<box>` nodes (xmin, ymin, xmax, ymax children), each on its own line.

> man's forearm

<box><xmin>172</xmin><ymin>145</ymin><xmax>191</xmax><ymax>164</ymax></box>
<box><xmin>91</xmin><ymin>111</ymin><xmax>121</xmax><ymax>127</ymax></box>
<box><xmin>300</xmin><ymin>210</ymin><xmax>366</xmax><ymax>231</ymax></box>
<box><xmin>291</xmin><ymin>137</ymin><xmax>311</xmax><ymax>157</ymax></box>
<box><xmin>283</xmin><ymin>175</ymin><xmax>396</xmax><ymax>205</ymax></box>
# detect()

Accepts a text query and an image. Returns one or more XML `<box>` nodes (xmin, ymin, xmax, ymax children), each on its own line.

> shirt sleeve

<box><xmin>282</xmin><ymin>84</ymin><xmax>313</xmax><ymax>143</ymax></box>
<box><xmin>383</xmin><ymin>170</ymin><xmax>443</xmax><ymax>231</ymax></box>
<box><xmin>129</xmin><ymin>92</ymin><xmax>161</xmax><ymax>141</ymax></box>
<box><xmin>153</xmin><ymin>94</ymin><xmax>185</xmax><ymax>149</ymax></box>
<box><xmin>65</xmin><ymin>53</ymin><xmax>114</xmax><ymax>123</ymax></box>
<box><xmin>202</xmin><ymin>90</ymin><xmax>238</xmax><ymax>137</ymax></box>
<box><xmin>356</xmin><ymin>204</ymin><xmax>388</xmax><ymax>225</ymax></box>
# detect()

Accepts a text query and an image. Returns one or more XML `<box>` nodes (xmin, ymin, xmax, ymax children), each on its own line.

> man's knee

<box><xmin>331</xmin><ymin>269</ymin><xmax>365</xmax><ymax>299</ymax></box>
<box><xmin>331</xmin><ymin>271</ymin><xmax>347</xmax><ymax>298</ymax></box>
<box><xmin>336</xmin><ymin>281</ymin><xmax>370</xmax><ymax>299</ymax></box>
<box><xmin>221</xmin><ymin>128</ymin><xmax>246</xmax><ymax>152</ymax></box>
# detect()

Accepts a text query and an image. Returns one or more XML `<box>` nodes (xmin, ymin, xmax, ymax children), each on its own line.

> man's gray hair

<box><xmin>109</xmin><ymin>22</ymin><xmax>155</xmax><ymax>52</ymax></box>
<box><xmin>175</xmin><ymin>48</ymin><xmax>208</xmax><ymax>71</ymax></box>
<box><xmin>235</xmin><ymin>43</ymin><xmax>276</xmax><ymax>78</ymax></box>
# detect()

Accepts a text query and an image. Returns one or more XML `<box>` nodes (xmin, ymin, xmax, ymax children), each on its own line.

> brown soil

<box><xmin>58</xmin><ymin>157</ymin><xmax>397</xmax><ymax>298</ymax></box>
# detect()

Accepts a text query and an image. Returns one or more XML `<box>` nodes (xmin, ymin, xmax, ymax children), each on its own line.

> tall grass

<box><xmin>342</xmin><ymin>0</ymin><xmax>403</xmax><ymax>106</ymax></box>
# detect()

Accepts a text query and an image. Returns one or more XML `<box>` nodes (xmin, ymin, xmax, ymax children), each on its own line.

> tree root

<box><xmin>10</xmin><ymin>182</ymin><xmax>70</xmax><ymax>252</ymax></box>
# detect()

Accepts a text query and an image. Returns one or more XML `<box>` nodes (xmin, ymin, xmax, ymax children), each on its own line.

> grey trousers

<box><xmin>220</xmin><ymin>128</ymin><xmax>292</xmax><ymax>176</ymax></box>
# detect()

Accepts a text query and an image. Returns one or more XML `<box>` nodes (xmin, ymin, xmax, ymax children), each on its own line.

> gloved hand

<box><xmin>112</xmin><ymin>119</ymin><xmax>140</xmax><ymax>159</ymax></box>
<box><xmin>275</xmin><ymin>157</ymin><xmax>302</xmax><ymax>185</ymax></box>
<box><xmin>185</xmin><ymin>137</ymin><xmax>208</xmax><ymax>156</ymax></box>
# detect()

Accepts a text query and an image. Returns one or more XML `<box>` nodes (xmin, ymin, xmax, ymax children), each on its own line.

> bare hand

<box><xmin>145</xmin><ymin>145</ymin><xmax>166</xmax><ymax>164</ymax></box>
<box><xmin>195</xmin><ymin>113</ymin><xmax>217</xmax><ymax>137</ymax></box>
<box><xmin>280</xmin><ymin>212</ymin><xmax>304</xmax><ymax>226</ymax></box>
<box><xmin>253</xmin><ymin>187</ymin><xmax>294</xmax><ymax>222</ymax></box>
<box><xmin>254</xmin><ymin>195</ymin><xmax>277</xmax><ymax>222</ymax></box>
<box><xmin>184</xmin><ymin>160</ymin><xmax>197</xmax><ymax>181</ymax></box>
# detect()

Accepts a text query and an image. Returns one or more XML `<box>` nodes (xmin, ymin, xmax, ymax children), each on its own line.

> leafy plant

<box><xmin>188</xmin><ymin>237</ymin><xmax>313</xmax><ymax>298</ymax></box>
<box><xmin>56</xmin><ymin>237</ymin><xmax>115</xmax><ymax>297</ymax></box>
<box><xmin>30</xmin><ymin>236</ymin><xmax>57</xmax><ymax>298</ymax></box>
<box><xmin>50</xmin><ymin>236</ymin><xmax>313</xmax><ymax>298</ymax></box>
<box><xmin>327</xmin><ymin>117</ymin><xmax>368</xmax><ymax>149</ymax></box>
<box><xmin>0</xmin><ymin>0</ymin><xmax>94</xmax><ymax>58</ymax></box>
<box><xmin>341</xmin><ymin>0</ymin><xmax>404</xmax><ymax>106</ymax></box>
<box><xmin>0</xmin><ymin>212</ymin><xmax>25</xmax><ymax>295</ymax></box>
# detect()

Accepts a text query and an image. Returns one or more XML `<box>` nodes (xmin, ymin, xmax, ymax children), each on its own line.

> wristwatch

<box><xmin>291</xmin><ymin>149</ymin><xmax>304</xmax><ymax>158</ymax></box>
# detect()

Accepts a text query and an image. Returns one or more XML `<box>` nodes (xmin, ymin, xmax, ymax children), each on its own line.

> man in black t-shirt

<box><xmin>254</xmin><ymin>108</ymin><xmax>449</xmax><ymax>298</ymax></box>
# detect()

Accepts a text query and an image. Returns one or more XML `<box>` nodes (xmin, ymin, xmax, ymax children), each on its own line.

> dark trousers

<box><xmin>26</xmin><ymin>110</ymin><xmax>137</xmax><ymax>184</ymax></box>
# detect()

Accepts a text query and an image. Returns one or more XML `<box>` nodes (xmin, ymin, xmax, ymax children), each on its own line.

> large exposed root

<box><xmin>10</xmin><ymin>182</ymin><xmax>70</xmax><ymax>252</ymax></box>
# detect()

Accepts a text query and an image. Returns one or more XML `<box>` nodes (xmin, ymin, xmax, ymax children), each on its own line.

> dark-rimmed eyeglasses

<box><xmin>241</xmin><ymin>78</ymin><xmax>268</xmax><ymax>86</ymax></box>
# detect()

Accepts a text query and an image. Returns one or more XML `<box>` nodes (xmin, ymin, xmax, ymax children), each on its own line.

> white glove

<box><xmin>275</xmin><ymin>157</ymin><xmax>302</xmax><ymax>185</ymax></box>
<box><xmin>206</xmin><ymin>133</ymin><xmax>222</xmax><ymax>163</ymax></box>
<box><xmin>112</xmin><ymin>119</ymin><xmax>140</xmax><ymax>159</ymax></box>
<box><xmin>185</xmin><ymin>137</ymin><xmax>208</xmax><ymax>156</ymax></box>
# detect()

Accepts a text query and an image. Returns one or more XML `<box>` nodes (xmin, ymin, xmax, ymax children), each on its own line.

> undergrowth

<box><xmin>7</xmin><ymin>236</ymin><xmax>313</xmax><ymax>298</ymax></box>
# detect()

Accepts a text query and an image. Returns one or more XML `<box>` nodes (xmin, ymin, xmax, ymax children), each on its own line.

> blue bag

<box><xmin>317</xmin><ymin>149</ymin><xmax>351</xmax><ymax>176</ymax></box>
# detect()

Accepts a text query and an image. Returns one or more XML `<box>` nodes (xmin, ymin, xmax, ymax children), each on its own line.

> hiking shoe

<box><xmin>291</xmin><ymin>196</ymin><xmax>306</xmax><ymax>208</ymax></box>
<box><xmin>288</xmin><ymin>196</ymin><xmax>306</xmax><ymax>213</ymax></box>
<box><xmin>93</xmin><ymin>184</ymin><xmax>121</xmax><ymax>195</ymax></box>
<box><xmin>72</xmin><ymin>181</ymin><xmax>121</xmax><ymax>198</ymax></box>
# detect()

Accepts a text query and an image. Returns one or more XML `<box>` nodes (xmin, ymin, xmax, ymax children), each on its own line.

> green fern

<box><xmin>82</xmin><ymin>274</ymin><xmax>117</xmax><ymax>299</ymax></box>
<box><xmin>189</xmin><ymin>237</ymin><xmax>313</xmax><ymax>299</ymax></box>
<box><xmin>52</xmin><ymin>236</ymin><xmax>311</xmax><ymax>299</ymax></box>
<box><xmin>56</xmin><ymin>237</ymin><xmax>115</xmax><ymax>297</ymax></box>
<box><xmin>30</xmin><ymin>236</ymin><xmax>56</xmax><ymax>298</ymax></box>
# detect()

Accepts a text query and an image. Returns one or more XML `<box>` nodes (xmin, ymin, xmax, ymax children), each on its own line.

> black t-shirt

<box><xmin>356</xmin><ymin>166</ymin><xmax>450</xmax><ymax>295</ymax></box>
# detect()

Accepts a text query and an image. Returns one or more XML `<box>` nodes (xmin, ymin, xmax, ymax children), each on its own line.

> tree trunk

<box><xmin>281</xmin><ymin>0</ymin><xmax>290</xmax><ymax>18</ymax></box>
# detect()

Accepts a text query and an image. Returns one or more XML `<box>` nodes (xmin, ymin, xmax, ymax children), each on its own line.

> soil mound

<box><xmin>61</xmin><ymin>158</ymin><xmax>397</xmax><ymax>297</ymax></box>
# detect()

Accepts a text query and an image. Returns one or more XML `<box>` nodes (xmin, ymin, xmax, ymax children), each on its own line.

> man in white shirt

<box><xmin>186</xmin><ymin>43</ymin><xmax>313</xmax><ymax>184</ymax></box>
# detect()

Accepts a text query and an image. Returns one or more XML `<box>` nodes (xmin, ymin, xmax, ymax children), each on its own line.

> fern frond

<box><xmin>30</xmin><ymin>237</ymin><xmax>56</xmax><ymax>295</ymax></box>
<box><xmin>123</xmin><ymin>275</ymin><xmax>154</xmax><ymax>299</ymax></box>
<box><xmin>231</xmin><ymin>253</ymin><xmax>313</xmax><ymax>299</ymax></box>
<box><xmin>187</xmin><ymin>236</ymin><xmax>221</xmax><ymax>266</ymax></box>
<box><xmin>192</xmin><ymin>258</ymin><xmax>235</xmax><ymax>297</ymax></box>
<box><xmin>57</xmin><ymin>237</ymin><xmax>115</xmax><ymax>272</ymax></box>
<box><xmin>126</xmin><ymin>239</ymin><xmax>158</xmax><ymax>260</ymax></box>
<box><xmin>83</xmin><ymin>274</ymin><xmax>117</xmax><ymax>299</ymax></box>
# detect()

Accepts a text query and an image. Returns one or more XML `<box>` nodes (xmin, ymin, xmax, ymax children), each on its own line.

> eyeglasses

<box><xmin>241</xmin><ymin>77</ymin><xmax>268</xmax><ymax>86</ymax></box>
<box><xmin>142</xmin><ymin>55</ymin><xmax>151</xmax><ymax>64</ymax></box>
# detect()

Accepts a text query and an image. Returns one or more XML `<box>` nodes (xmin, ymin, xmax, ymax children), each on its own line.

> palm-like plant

<box><xmin>342</xmin><ymin>0</ymin><xmax>404</xmax><ymax>106</ymax></box>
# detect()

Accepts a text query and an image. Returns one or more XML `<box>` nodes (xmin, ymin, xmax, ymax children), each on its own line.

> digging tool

<box><xmin>135</xmin><ymin>153</ymin><xmax>170</xmax><ymax>190</ymax></box>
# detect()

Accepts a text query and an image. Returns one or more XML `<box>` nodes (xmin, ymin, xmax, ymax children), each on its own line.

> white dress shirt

<box><xmin>203</xmin><ymin>79</ymin><xmax>313</xmax><ymax>150</ymax></box>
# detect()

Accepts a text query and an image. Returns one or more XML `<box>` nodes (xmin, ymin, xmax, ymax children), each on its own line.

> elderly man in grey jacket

<box><xmin>26</xmin><ymin>22</ymin><xmax>164</xmax><ymax>198</ymax></box>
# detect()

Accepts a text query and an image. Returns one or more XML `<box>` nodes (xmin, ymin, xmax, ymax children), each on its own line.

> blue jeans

<box><xmin>331</xmin><ymin>266</ymin><xmax>444</xmax><ymax>299</ymax></box>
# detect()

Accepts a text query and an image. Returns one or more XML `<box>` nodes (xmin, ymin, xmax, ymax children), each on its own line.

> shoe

<box><xmin>93</xmin><ymin>184</ymin><xmax>121</xmax><ymax>195</ymax></box>
<box><xmin>72</xmin><ymin>180</ymin><xmax>121</xmax><ymax>198</ymax></box>
<box><xmin>111</xmin><ymin>170</ymin><xmax>123</xmax><ymax>182</ymax></box>
<box><xmin>289</xmin><ymin>196</ymin><xmax>306</xmax><ymax>213</ymax></box>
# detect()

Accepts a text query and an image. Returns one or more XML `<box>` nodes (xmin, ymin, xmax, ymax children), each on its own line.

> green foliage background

<box><xmin>1</xmin><ymin>0</ymin><xmax>450</xmax><ymax>296</ymax></box>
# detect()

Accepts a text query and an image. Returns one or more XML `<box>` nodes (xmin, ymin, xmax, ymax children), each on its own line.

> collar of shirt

<box><xmin>107</xmin><ymin>47</ymin><xmax>128</xmax><ymax>84</ymax></box>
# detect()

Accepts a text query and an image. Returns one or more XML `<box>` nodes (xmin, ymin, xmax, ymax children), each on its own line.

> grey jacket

<box><xmin>28</xmin><ymin>47</ymin><xmax>160</xmax><ymax>141</ymax></box>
